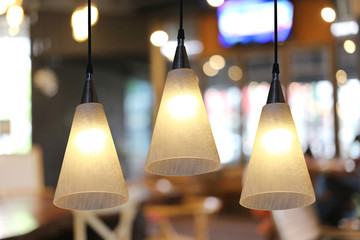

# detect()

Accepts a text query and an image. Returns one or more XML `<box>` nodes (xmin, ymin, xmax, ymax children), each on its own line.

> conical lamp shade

<box><xmin>54</xmin><ymin>103</ymin><xmax>128</xmax><ymax>210</ymax></box>
<box><xmin>240</xmin><ymin>103</ymin><xmax>315</xmax><ymax>210</ymax></box>
<box><xmin>145</xmin><ymin>68</ymin><xmax>220</xmax><ymax>176</ymax></box>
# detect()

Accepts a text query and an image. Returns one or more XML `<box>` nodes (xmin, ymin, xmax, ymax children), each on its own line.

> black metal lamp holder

<box><xmin>81</xmin><ymin>0</ymin><xmax>98</xmax><ymax>104</ymax></box>
<box><xmin>266</xmin><ymin>0</ymin><xmax>285</xmax><ymax>104</ymax></box>
<box><xmin>172</xmin><ymin>0</ymin><xmax>190</xmax><ymax>70</ymax></box>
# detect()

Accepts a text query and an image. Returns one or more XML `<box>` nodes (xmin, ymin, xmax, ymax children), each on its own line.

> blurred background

<box><xmin>0</xmin><ymin>0</ymin><xmax>360</xmax><ymax>239</ymax></box>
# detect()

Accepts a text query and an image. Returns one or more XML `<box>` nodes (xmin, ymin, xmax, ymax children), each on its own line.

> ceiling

<box><xmin>22</xmin><ymin>0</ymin><xmax>203</xmax><ymax>16</ymax></box>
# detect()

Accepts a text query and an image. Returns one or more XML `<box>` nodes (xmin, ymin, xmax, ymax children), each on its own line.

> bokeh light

<box><xmin>321</xmin><ymin>7</ymin><xmax>336</xmax><ymax>23</ymax></box>
<box><xmin>343</xmin><ymin>40</ymin><xmax>356</xmax><ymax>54</ymax></box>
<box><xmin>203</xmin><ymin>61</ymin><xmax>218</xmax><ymax>77</ymax></box>
<box><xmin>0</xmin><ymin>0</ymin><xmax>8</xmax><ymax>15</ymax></box>
<box><xmin>336</xmin><ymin>69</ymin><xmax>347</xmax><ymax>86</ymax></box>
<box><xmin>71</xmin><ymin>5</ymin><xmax>99</xmax><ymax>42</ymax></box>
<box><xmin>209</xmin><ymin>55</ymin><xmax>226</xmax><ymax>70</ymax></box>
<box><xmin>6</xmin><ymin>5</ymin><xmax>24</xmax><ymax>27</ymax></box>
<box><xmin>228</xmin><ymin>65</ymin><xmax>243</xmax><ymax>81</ymax></box>
<box><xmin>150</xmin><ymin>30</ymin><xmax>169</xmax><ymax>47</ymax></box>
<box><xmin>207</xmin><ymin>0</ymin><xmax>224</xmax><ymax>7</ymax></box>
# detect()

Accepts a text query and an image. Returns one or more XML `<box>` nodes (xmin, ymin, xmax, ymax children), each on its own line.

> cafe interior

<box><xmin>0</xmin><ymin>0</ymin><xmax>360</xmax><ymax>239</ymax></box>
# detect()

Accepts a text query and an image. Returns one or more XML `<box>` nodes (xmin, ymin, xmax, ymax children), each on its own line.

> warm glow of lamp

<box><xmin>145</xmin><ymin>69</ymin><xmax>220</xmax><ymax>176</ymax></box>
<box><xmin>240</xmin><ymin>103</ymin><xmax>315</xmax><ymax>210</ymax></box>
<box><xmin>54</xmin><ymin>0</ymin><xmax>128</xmax><ymax>210</ymax></box>
<box><xmin>240</xmin><ymin>0</ymin><xmax>315</xmax><ymax>211</ymax></box>
<box><xmin>53</xmin><ymin>103</ymin><xmax>128</xmax><ymax>210</ymax></box>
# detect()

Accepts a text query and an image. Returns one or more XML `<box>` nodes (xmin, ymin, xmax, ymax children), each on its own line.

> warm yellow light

<box><xmin>209</xmin><ymin>55</ymin><xmax>226</xmax><ymax>70</ymax></box>
<box><xmin>71</xmin><ymin>5</ymin><xmax>98</xmax><ymax>42</ymax></box>
<box><xmin>54</xmin><ymin>103</ymin><xmax>128</xmax><ymax>210</ymax></box>
<box><xmin>207</xmin><ymin>0</ymin><xmax>224</xmax><ymax>7</ymax></box>
<box><xmin>150</xmin><ymin>30</ymin><xmax>169</xmax><ymax>47</ymax></box>
<box><xmin>240</xmin><ymin>103</ymin><xmax>315</xmax><ymax>210</ymax></box>
<box><xmin>336</xmin><ymin>69</ymin><xmax>347</xmax><ymax>86</ymax></box>
<box><xmin>344</xmin><ymin>40</ymin><xmax>356</xmax><ymax>54</ymax></box>
<box><xmin>8</xmin><ymin>25</ymin><xmax>19</xmax><ymax>36</ymax></box>
<box><xmin>6</xmin><ymin>5</ymin><xmax>23</xmax><ymax>27</ymax></box>
<box><xmin>89</xmin><ymin>5</ymin><xmax>98</xmax><ymax>26</ymax></box>
<box><xmin>72</xmin><ymin>27</ymin><xmax>88</xmax><ymax>42</ymax></box>
<box><xmin>261</xmin><ymin>128</ymin><xmax>293</xmax><ymax>154</ymax></box>
<box><xmin>75</xmin><ymin>128</ymin><xmax>106</xmax><ymax>154</ymax></box>
<box><xmin>203</xmin><ymin>61</ymin><xmax>218</xmax><ymax>77</ymax></box>
<box><xmin>6</xmin><ymin>0</ymin><xmax>16</xmax><ymax>6</ymax></box>
<box><xmin>321</xmin><ymin>7</ymin><xmax>336</xmax><ymax>23</ymax></box>
<box><xmin>228</xmin><ymin>65</ymin><xmax>243</xmax><ymax>81</ymax></box>
<box><xmin>145</xmin><ymin>69</ymin><xmax>220</xmax><ymax>176</ymax></box>
<box><xmin>0</xmin><ymin>0</ymin><xmax>8</xmax><ymax>15</ymax></box>
<box><xmin>166</xmin><ymin>94</ymin><xmax>198</xmax><ymax>120</ymax></box>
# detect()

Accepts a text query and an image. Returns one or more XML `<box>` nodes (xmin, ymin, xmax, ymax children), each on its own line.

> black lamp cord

<box><xmin>177</xmin><ymin>0</ymin><xmax>185</xmax><ymax>45</ymax></box>
<box><xmin>86</xmin><ymin>0</ymin><xmax>93</xmax><ymax>74</ymax></box>
<box><xmin>81</xmin><ymin>0</ymin><xmax>98</xmax><ymax>104</ymax></box>
<box><xmin>272</xmin><ymin>0</ymin><xmax>279</xmax><ymax>75</ymax></box>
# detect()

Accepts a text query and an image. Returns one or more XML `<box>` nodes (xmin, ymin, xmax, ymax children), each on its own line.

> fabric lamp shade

<box><xmin>240</xmin><ymin>103</ymin><xmax>315</xmax><ymax>210</ymax></box>
<box><xmin>145</xmin><ymin>68</ymin><xmax>220</xmax><ymax>176</ymax></box>
<box><xmin>53</xmin><ymin>103</ymin><xmax>128</xmax><ymax>210</ymax></box>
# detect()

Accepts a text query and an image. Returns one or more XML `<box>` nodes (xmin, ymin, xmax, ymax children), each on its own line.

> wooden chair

<box><xmin>73</xmin><ymin>184</ymin><xmax>148</xmax><ymax>240</ymax></box>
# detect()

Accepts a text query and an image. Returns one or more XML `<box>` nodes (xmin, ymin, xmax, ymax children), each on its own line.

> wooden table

<box><xmin>0</xmin><ymin>193</ymin><xmax>71</xmax><ymax>239</ymax></box>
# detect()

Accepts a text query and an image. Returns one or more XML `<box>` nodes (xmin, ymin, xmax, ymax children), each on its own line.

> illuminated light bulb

<box><xmin>0</xmin><ymin>0</ymin><xmax>8</xmax><ymax>15</ymax></box>
<box><xmin>321</xmin><ymin>7</ymin><xmax>336</xmax><ymax>23</ymax></box>
<box><xmin>209</xmin><ymin>55</ymin><xmax>226</xmax><ymax>70</ymax></box>
<box><xmin>54</xmin><ymin>103</ymin><xmax>128</xmax><ymax>210</ymax></box>
<box><xmin>75</xmin><ymin>128</ymin><xmax>106</xmax><ymax>154</ymax></box>
<box><xmin>150</xmin><ymin>30</ymin><xmax>169</xmax><ymax>47</ymax></box>
<box><xmin>145</xmin><ymin>69</ymin><xmax>220</xmax><ymax>176</ymax></box>
<box><xmin>336</xmin><ymin>69</ymin><xmax>347</xmax><ymax>86</ymax></box>
<box><xmin>203</xmin><ymin>61</ymin><xmax>218</xmax><ymax>77</ymax></box>
<box><xmin>6</xmin><ymin>5</ymin><xmax>24</xmax><ymax>27</ymax></box>
<box><xmin>8</xmin><ymin>25</ymin><xmax>19</xmax><ymax>36</ymax></box>
<box><xmin>166</xmin><ymin>94</ymin><xmax>198</xmax><ymax>120</ymax></box>
<box><xmin>261</xmin><ymin>128</ymin><xmax>293</xmax><ymax>153</ymax></box>
<box><xmin>228</xmin><ymin>65</ymin><xmax>243</xmax><ymax>81</ymax></box>
<box><xmin>207</xmin><ymin>0</ymin><xmax>224</xmax><ymax>8</ymax></box>
<box><xmin>344</xmin><ymin>40</ymin><xmax>356</xmax><ymax>54</ymax></box>
<box><xmin>240</xmin><ymin>103</ymin><xmax>315</xmax><ymax>210</ymax></box>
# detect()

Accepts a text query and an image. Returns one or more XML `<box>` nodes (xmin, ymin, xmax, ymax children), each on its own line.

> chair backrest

<box><xmin>0</xmin><ymin>145</ymin><xmax>44</xmax><ymax>195</ymax></box>
<box><xmin>272</xmin><ymin>205</ymin><xmax>321</xmax><ymax>240</ymax></box>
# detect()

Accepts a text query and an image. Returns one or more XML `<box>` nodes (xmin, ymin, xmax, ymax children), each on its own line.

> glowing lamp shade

<box><xmin>240</xmin><ymin>103</ymin><xmax>315</xmax><ymax>210</ymax></box>
<box><xmin>54</xmin><ymin>103</ymin><xmax>128</xmax><ymax>210</ymax></box>
<box><xmin>145</xmin><ymin>68</ymin><xmax>220</xmax><ymax>176</ymax></box>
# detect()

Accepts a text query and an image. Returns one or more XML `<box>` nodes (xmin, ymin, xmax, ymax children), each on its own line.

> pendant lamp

<box><xmin>53</xmin><ymin>0</ymin><xmax>128</xmax><ymax>210</ymax></box>
<box><xmin>145</xmin><ymin>0</ymin><xmax>220</xmax><ymax>176</ymax></box>
<box><xmin>239</xmin><ymin>0</ymin><xmax>315</xmax><ymax>210</ymax></box>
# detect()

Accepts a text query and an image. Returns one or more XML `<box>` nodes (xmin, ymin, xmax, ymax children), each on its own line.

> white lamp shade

<box><xmin>240</xmin><ymin>103</ymin><xmax>315</xmax><ymax>210</ymax></box>
<box><xmin>53</xmin><ymin>103</ymin><xmax>128</xmax><ymax>210</ymax></box>
<box><xmin>145</xmin><ymin>68</ymin><xmax>220</xmax><ymax>176</ymax></box>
